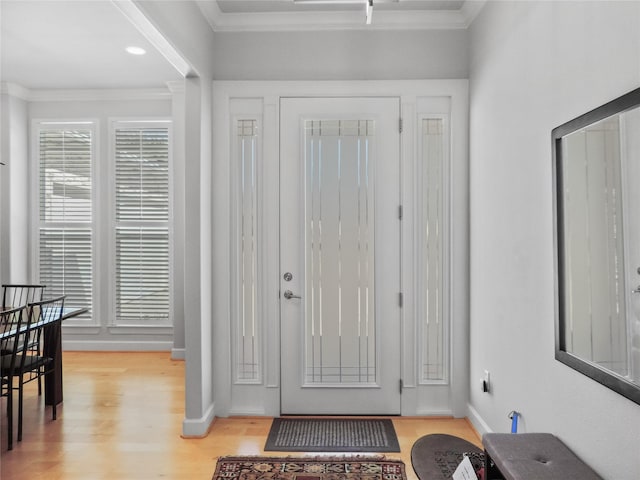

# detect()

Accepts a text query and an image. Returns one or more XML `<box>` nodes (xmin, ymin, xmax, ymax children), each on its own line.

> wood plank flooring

<box><xmin>1</xmin><ymin>352</ymin><xmax>481</xmax><ymax>480</ymax></box>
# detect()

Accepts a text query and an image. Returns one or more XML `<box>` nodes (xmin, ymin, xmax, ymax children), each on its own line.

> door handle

<box><xmin>283</xmin><ymin>290</ymin><xmax>301</xmax><ymax>300</ymax></box>
<box><xmin>632</xmin><ymin>286</ymin><xmax>640</xmax><ymax>294</ymax></box>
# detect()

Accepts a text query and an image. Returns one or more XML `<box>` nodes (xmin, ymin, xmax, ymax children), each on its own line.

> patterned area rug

<box><xmin>212</xmin><ymin>456</ymin><xmax>407</xmax><ymax>480</ymax></box>
<box><xmin>265</xmin><ymin>418</ymin><xmax>400</xmax><ymax>452</ymax></box>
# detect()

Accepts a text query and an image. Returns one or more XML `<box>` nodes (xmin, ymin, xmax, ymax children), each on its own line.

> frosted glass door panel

<box><xmin>236</xmin><ymin>119</ymin><xmax>260</xmax><ymax>382</ymax></box>
<box><xmin>304</xmin><ymin>120</ymin><xmax>376</xmax><ymax>385</ymax></box>
<box><xmin>280</xmin><ymin>97</ymin><xmax>400</xmax><ymax>415</ymax></box>
<box><xmin>420</xmin><ymin>118</ymin><xmax>448</xmax><ymax>383</ymax></box>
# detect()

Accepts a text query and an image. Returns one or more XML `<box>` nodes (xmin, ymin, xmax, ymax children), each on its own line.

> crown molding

<box><xmin>198</xmin><ymin>0</ymin><xmax>223</xmax><ymax>31</ymax></box>
<box><xmin>166</xmin><ymin>80</ymin><xmax>186</xmax><ymax>94</ymax></box>
<box><xmin>30</xmin><ymin>88</ymin><xmax>173</xmax><ymax>102</ymax></box>
<box><xmin>460</xmin><ymin>0</ymin><xmax>486</xmax><ymax>27</ymax></box>
<box><xmin>1</xmin><ymin>83</ymin><xmax>173</xmax><ymax>102</ymax></box>
<box><xmin>197</xmin><ymin>0</ymin><xmax>486</xmax><ymax>32</ymax></box>
<box><xmin>1</xmin><ymin>82</ymin><xmax>31</xmax><ymax>100</ymax></box>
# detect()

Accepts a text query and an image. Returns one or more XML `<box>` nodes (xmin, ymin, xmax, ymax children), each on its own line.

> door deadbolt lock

<box><xmin>283</xmin><ymin>272</ymin><xmax>293</xmax><ymax>281</ymax></box>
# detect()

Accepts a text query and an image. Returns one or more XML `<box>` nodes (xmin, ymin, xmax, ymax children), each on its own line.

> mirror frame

<box><xmin>553</xmin><ymin>86</ymin><xmax>640</xmax><ymax>405</ymax></box>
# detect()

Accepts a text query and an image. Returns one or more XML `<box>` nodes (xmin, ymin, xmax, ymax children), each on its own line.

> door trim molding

<box><xmin>212</xmin><ymin>80</ymin><xmax>469</xmax><ymax>418</ymax></box>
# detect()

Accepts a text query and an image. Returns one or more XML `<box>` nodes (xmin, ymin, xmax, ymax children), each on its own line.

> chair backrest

<box><xmin>21</xmin><ymin>296</ymin><xmax>66</xmax><ymax>362</ymax></box>
<box><xmin>0</xmin><ymin>305</ymin><xmax>27</xmax><ymax>373</ymax></box>
<box><xmin>27</xmin><ymin>296</ymin><xmax>65</xmax><ymax>329</ymax></box>
<box><xmin>2</xmin><ymin>284</ymin><xmax>46</xmax><ymax>309</ymax></box>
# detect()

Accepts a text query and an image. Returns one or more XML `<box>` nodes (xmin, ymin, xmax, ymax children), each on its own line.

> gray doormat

<box><xmin>264</xmin><ymin>418</ymin><xmax>401</xmax><ymax>452</ymax></box>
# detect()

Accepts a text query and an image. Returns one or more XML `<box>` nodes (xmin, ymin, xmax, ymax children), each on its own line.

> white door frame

<box><xmin>211</xmin><ymin>80</ymin><xmax>469</xmax><ymax>418</ymax></box>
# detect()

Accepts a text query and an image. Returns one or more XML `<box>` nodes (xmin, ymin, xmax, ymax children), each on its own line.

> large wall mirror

<box><xmin>553</xmin><ymin>87</ymin><xmax>640</xmax><ymax>404</ymax></box>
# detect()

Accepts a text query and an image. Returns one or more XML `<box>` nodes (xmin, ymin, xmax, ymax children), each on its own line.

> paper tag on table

<box><xmin>452</xmin><ymin>456</ymin><xmax>477</xmax><ymax>480</ymax></box>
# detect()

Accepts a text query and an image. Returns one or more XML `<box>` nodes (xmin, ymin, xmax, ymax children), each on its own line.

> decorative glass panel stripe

<box><xmin>114</xmin><ymin>125</ymin><xmax>171</xmax><ymax>326</ymax></box>
<box><xmin>304</xmin><ymin>119</ymin><xmax>376</xmax><ymax>385</ymax></box>
<box><xmin>235</xmin><ymin>119</ymin><xmax>260</xmax><ymax>382</ymax></box>
<box><xmin>420</xmin><ymin>118</ymin><xmax>446</xmax><ymax>383</ymax></box>
<box><xmin>38</xmin><ymin>127</ymin><xmax>93</xmax><ymax>316</ymax></box>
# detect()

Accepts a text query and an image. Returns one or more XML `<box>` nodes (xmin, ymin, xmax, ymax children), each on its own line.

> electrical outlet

<box><xmin>482</xmin><ymin>370</ymin><xmax>490</xmax><ymax>393</ymax></box>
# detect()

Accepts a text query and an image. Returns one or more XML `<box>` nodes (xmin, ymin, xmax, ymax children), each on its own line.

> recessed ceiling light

<box><xmin>125</xmin><ymin>46</ymin><xmax>146</xmax><ymax>56</ymax></box>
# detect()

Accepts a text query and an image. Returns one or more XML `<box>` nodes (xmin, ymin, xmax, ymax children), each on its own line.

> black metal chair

<box><xmin>0</xmin><ymin>305</ymin><xmax>27</xmax><ymax>450</ymax></box>
<box><xmin>10</xmin><ymin>296</ymin><xmax>65</xmax><ymax>443</ymax></box>
<box><xmin>2</xmin><ymin>284</ymin><xmax>46</xmax><ymax>310</ymax></box>
<box><xmin>2</xmin><ymin>285</ymin><xmax>46</xmax><ymax>394</ymax></box>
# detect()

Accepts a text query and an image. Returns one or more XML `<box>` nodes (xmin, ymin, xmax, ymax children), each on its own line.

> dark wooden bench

<box><xmin>483</xmin><ymin>433</ymin><xmax>603</xmax><ymax>480</ymax></box>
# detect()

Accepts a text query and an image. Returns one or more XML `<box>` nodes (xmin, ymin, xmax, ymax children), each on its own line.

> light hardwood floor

<box><xmin>1</xmin><ymin>352</ymin><xmax>481</xmax><ymax>480</ymax></box>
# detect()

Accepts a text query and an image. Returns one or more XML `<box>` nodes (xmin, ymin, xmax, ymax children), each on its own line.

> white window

<box><xmin>113</xmin><ymin>121</ymin><xmax>172</xmax><ymax>326</ymax></box>
<box><xmin>418</xmin><ymin>115</ymin><xmax>450</xmax><ymax>384</ymax></box>
<box><xmin>36</xmin><ymin>123</ymin><xmax>94</xmax><ymax>318</ymax></box>
<box><xmin>233</xmin><ymin>118</ymin><xmax>261</xmax><ymax>382</ymax></box>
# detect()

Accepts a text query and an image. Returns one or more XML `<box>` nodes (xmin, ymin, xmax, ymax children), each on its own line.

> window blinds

<box><xmin>114</xmin><ymin>125</ymin><xmax>170</xmax><ymax>325</ymax></box>
<box><xmin>38</xmin><ymin>128</ymin><xmax>93</xmax><ymax>314</ymax></box>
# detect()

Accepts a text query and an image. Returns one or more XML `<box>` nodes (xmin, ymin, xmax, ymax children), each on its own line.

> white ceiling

<box><xmin>0</xmin><ymin>0</ymin><xmax>483</xmax><ymax>91</ymax></box>
<box><xmin>0</xmin><ymin>0</ymin><xmax>184</xmax><ymax>90</ymax></box>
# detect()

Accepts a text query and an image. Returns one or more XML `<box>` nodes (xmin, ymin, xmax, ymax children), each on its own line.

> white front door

<box><xmin>280</xmin><ymin>97</ymin><xmax>401</xmax><ymax>414</ymax></box>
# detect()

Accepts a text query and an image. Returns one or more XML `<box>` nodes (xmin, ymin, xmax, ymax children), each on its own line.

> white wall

<box><xmin>211</xmin><ymin>29</ymin><xmax>468</xmax><ymax>80</ymax></box>
<box><xmin>468</xmin><ymin>2</ymin><xmax>640</xmax><ymax>479</ymax></box>
<box><xmin>0</xmin><ymin>88</ymin><xmax>29</xmax><ymax>284</ymax></box>
<box><xmin>168</xmin><ymin>82</ymin><xmax>186</xmax><ymax>360</ymax></box>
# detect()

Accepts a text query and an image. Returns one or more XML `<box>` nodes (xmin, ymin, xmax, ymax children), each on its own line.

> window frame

<box><xmin>108</xmin><ymin>118</ymin><xmax>174</xmax><ymax>330</ymax></box>
<box><xmin>31</xmin><ymin>119</ymin><xmax>99</xmax><ymax>327</ymax></box>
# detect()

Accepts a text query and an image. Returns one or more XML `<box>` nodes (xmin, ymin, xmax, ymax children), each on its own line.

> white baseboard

<box><xmin>228</xmin><ymin>407</ymin><xmax>267</xmax><ymax>416</ymax></box>
<box><xmin>171</xmin><ymin>348</ymin><xmax>185</xmax><ymax>360</ymax></box>
<box><xmin>415</xmin><ymin>408</ymin><xmax>455</xmax><ymax>417</ymax></box>
<box><xmin>466</xmin><ymin>403</ymin><xmax>492</xmax><ymax>437</ymax></box>
<box><xmin>182</xmin><ymin>402</ymin><xmax>215</xmax><ymax>438</ymax></box>
<box><xmin>62</xmin><ymin>340</ymin><xmax>173</xmax><ymax>351</ymax></box>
